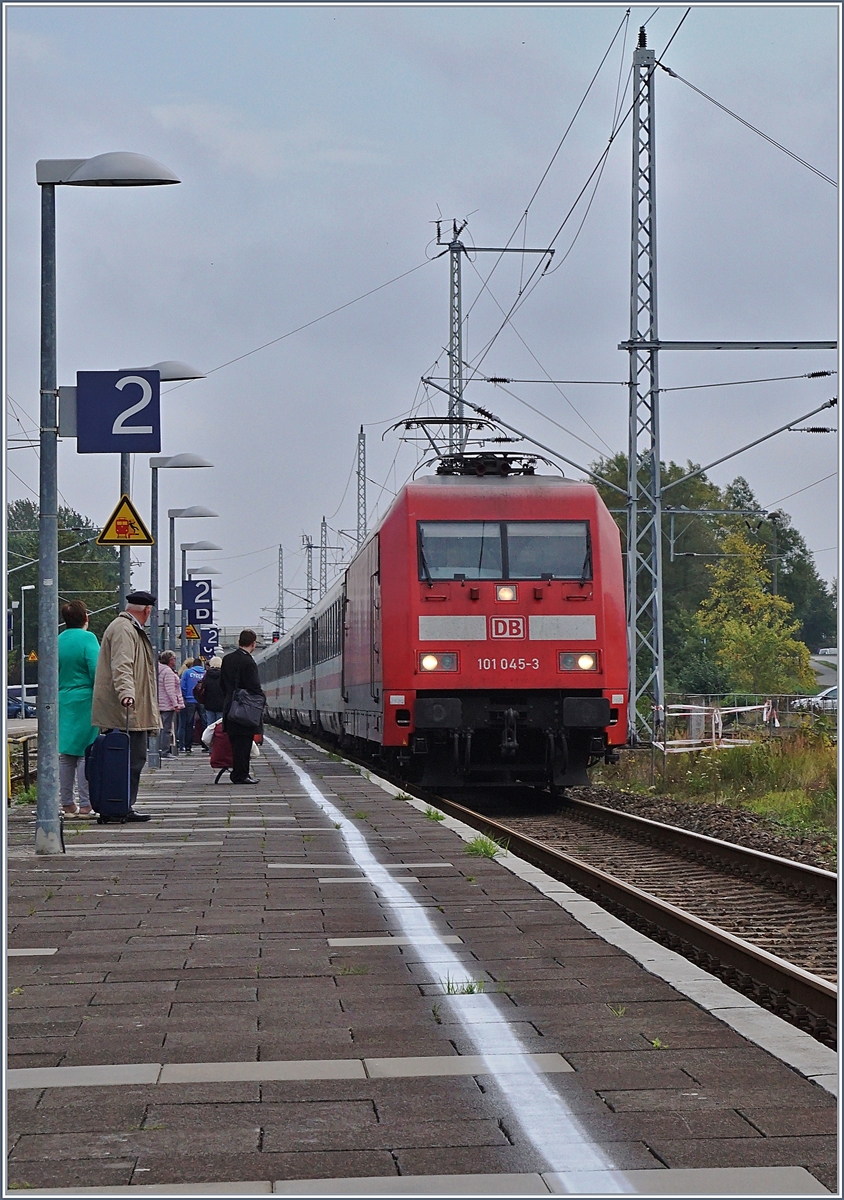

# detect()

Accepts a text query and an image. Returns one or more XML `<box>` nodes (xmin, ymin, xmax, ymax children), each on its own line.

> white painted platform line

<box><xmin>7</xmin><ymin>947</ymin><xmax>58</xmax><ymax>956</ymax></box>
<box><xmin>22</xmin><ymin>1166</ymin><xmax>830</xmax><ymax>1196</ymax></box>
<box><xmin>266</xmin><ymin>736</ymin><xmax>635</xmax><ymax>1191</ymax></box>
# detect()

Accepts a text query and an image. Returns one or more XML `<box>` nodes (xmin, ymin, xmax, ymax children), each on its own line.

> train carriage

<box><xmin>257</xmin><ymin>460</ymin><xmax>628</xmax><ymax>790</ymax></box>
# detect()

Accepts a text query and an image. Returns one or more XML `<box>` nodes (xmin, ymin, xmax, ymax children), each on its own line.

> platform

<box><xmin>6</xmin><ymin>732</ymin><xmax>837</xmax><ymax>1195</ymax></box>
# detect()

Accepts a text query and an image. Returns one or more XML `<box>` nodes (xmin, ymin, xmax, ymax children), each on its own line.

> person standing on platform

<box><xmin>195</xmin><ymin>654</ymin><xmax>225</xmax><ymax>727</ymax></box>
<box><xmin>91</xmin><ymin>591</ymin><xmax>160</xmax><ymax>822</ymax></box>
<box><xmin>221</xmin><ymin>630</ymin><xmax>265</xmax><ymax>785</ymax></box>
<box><xmin>179</xmin><ymin>658</ymin><xmax>206</xmax><ymax>754</ymax></box>
<box><xmin>157</xmin><ymin>651</ymin><xmax>184</xmax><ymax>758</ymax></box>
<box><xmin>58</xmin><ymin>600</ymin><xmax>100</xmax><ymax>818</ymax></box>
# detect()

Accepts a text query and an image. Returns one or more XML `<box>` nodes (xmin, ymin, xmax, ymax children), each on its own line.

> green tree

<box><xmin>723</xmin><ymin>479</ymin><xmax>837</xmax><ymax>651</ymax></box>
<box><xmin>7</xmin><ymin>500</ymin><xmax>121</xmax><ymax>685</ymax></box>
<box><xmin>698</xmin><ymin>530</ymin><xmax>815</xmax><ymax>694</ymax></box>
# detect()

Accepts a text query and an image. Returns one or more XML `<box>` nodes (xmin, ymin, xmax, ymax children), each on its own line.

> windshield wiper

<box><xmin>419</xmin><ymin>538</ymin><xmax>433</xmax><ymax>587</ymax></box>
<box><xmin>579</xmin><ymin>543</ymin><xmax>593</xmax><ymax>585</ymax></box>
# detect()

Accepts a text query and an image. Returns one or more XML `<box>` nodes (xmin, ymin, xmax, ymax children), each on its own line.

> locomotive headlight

<box><xmin>496</xmin><ymin>584</ymin><xmax>518</xmax><ymax>602</ymax></box>
<box><xmin>559</xmin><ymin>651</ymin><xmax>598</xmax><ymax>671</ymax></box>
<box><xmin>419</xmin><ymin>652</ymin><xmax>458</xmax><ymax>672</ymax></box>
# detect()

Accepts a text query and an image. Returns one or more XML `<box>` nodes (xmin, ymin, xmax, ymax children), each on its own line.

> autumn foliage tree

<box><xmin>697</xmin><ymin>530</ymin><xmax>816</xmax><ymax>694</ymax></box>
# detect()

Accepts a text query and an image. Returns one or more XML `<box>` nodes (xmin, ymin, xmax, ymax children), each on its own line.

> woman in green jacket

<box><xmin>58</xmin><ymin>600</ymin><xmax>100</xmax><ymax>817</ymax></box>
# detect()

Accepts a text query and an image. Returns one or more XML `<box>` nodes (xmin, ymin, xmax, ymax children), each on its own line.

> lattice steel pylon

<box><xmin>357</xmin><ymin>426</ymin><xmax>367</xmax><ymax>546</ymax></box>
<box><xmin>448</xmin><ymin>222</ymin><xmax>466</xmax><ymax>453</ymax></box>
<box><xmin>319</xmin><ymin>517</ymin><xmax>328</xmax><ymax>598</ymax></box>
<box><xmin>276</xmin><ymin>545</ymin><xmax>284</xmax><ymax>634</ymax></box>
<box><xmin>302</xmin><ymin>534</ymin><xmax>314</xmax><ymax>611</ymax></box>
<box><xmin>626</xmin><ymin>27</ymin><xmax>664</xmax><ymax>744</ymax></box>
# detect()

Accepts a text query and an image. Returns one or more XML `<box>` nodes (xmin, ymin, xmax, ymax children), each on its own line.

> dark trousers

<box><xmin>229</xmin><ymin>730</ymin><xmax>254</xmax><ymax>783</ymax></box>
<box><xmin>129</xmin><ymin>731</ymin><xmax>148</xmax><ymax>805</ymax></box>
<box><xmin>179</xmin><ymin>702</ymin><xmax>197</xmax><ymax>751</ymax></box>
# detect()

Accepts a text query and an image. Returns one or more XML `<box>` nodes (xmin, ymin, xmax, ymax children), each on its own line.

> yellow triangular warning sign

<box><xmin>27</xmin><ymin>651</ymin><xmax>38</xmax><ymax>662</ymax></box>
<box><xmin>185</xmin><ymin>624</ymin><xmax>200</xmax><ymax>640</ymax></box>
<box><xmin>96</xmin><ymin>495</ymin><xmax>153</xmax><ymax>546</ymax></box>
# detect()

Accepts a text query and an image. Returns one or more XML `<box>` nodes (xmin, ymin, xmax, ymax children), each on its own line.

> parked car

<box><xmin>791</xmin><ymin>686</ymin><xmax>837</xmax><ymax>713</ymax></box>
<box><xmin>7</xmin><ymin>696</ymin><xmax>37</xmax><ymax>719</ymax></box>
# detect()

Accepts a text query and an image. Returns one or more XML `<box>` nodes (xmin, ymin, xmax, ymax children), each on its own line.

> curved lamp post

<box><xmin>168</xmin><ymin>509</ymin><xmax>218</xmax><ymax>653</ymax></box>
<box><xmin>149</xmin><ymin>455</ymin><xmax>213</xmax><ymax>653</ymax></box>
<box><xmin>180</xmin><ymin>542</ymin><xmax>223</xmax><ymax>660</ymax></box>
<box><xmin>35</xmin><ymin>151</ymin><xmax>179</xmax><ymax>855</ymax></box>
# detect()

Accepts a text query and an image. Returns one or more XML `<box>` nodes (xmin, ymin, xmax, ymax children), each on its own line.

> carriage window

<box><xmin>419</xmin><ymin>522</ymin><xmax>503</xmax><ymax>580</ymax></box>
<box><xmin>506</xmin><ymin>522</ymin><xmax>591</xmax><ymax>580</ymax></box>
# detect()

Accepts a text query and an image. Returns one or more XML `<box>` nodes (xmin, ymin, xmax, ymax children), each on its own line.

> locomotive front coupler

<box><xmin>500</xmin><ymin>707</ymin><xmax>519</xmax><ymax>758</ymax></box>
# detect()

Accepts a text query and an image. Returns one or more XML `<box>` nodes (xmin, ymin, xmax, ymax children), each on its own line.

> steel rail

<box><xmin>279</xmin><ymin>727</ymin><xmax>837</xmax><ymax>1044</ymax></box>
<box><xmin>421</xmin><ymin>789</ymin><xmax>837</xmax><ymax>1042</ymax></box>
<box><xmin>562</xmin><ymin>794</ymin><xmax>837</xmax><ymax>901</ymax></box>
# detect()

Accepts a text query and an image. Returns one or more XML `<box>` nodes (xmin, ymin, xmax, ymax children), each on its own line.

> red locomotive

<box><xmin>257</xmin><ymin>456</ymin><xmax>628</xmax><ymax>790</ymax></box>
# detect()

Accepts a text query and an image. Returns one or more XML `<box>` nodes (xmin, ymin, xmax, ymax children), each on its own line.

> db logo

<box><xmin>490</xmin><ymin>617</ymin><xmax>526</xmax><ymax>639</ymax></box>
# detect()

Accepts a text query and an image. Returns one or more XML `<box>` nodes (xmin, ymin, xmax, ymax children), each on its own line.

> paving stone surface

<box><xmin>6</xmin><ymin>735</ymin><xmax>837</xmax><ymax>1190</ymax></box>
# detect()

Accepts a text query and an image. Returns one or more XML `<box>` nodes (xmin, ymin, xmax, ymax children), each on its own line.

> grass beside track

<box><xmin>593</xmin><ymin>725</ymin><xmax>837</xmax><ymax>849</ymax></box>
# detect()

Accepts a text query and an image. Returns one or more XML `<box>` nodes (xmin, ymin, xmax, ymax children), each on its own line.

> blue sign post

<box><xmin>182</xmin><ymin>579</ymin><xmax>213</xmax><ymax>624</ymax></box>
<box><xmin>76</xmin><ymin>370</ymin><xmax>161</xmax><ymax>454</ymax></box>
<box><xmin>200</xmin><ymin>627</ymin><xmax>220</xmax><ymax>659</ymax></box>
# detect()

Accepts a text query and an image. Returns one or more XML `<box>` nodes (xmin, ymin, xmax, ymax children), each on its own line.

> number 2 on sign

<box><xmin>478</xmin><ymin>657</ymin><xmax>540</xmax><ymax>670</ymax></box>
<box><xmin>112</xmin><ymin>376</ymin><xmax>154</xmax><ymax>435</ymax></box>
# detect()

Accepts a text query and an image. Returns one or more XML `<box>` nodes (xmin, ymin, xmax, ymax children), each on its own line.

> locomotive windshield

<box><xmin>418</xmin><ymin>520</ymin><xmax>591</xmax><ymax>581</ymax></box>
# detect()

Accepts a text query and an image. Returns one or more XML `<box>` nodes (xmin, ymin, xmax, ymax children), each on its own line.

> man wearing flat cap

<box><xmin>92</xmin><ymin>591</ymin><xmax>161</xmax><ymax>821</ymax></box>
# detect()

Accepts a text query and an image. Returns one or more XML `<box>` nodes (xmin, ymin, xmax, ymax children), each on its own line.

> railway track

<box><xmin>282</xmin><ymin>729</ymin><xmax>838</xmax><ymax>1048</ymax></box>
<box><xmin>425</xmin><ymin>788</ymin><xmax>838</xmax><ymax>1049</ymax></box>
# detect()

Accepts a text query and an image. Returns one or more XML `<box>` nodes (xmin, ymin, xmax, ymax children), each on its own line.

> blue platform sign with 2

<box><xmin>200</xmin><ymin>627</ymin><xmax>220</xmax><ymax>658</ymax></box>
<box><xmin>182</xmin><ymin>579</ymin><xmax>213</xmax><ymax>624</ymax></box>
<box><xmin>76</xmin><ymin>370</ymin><xmax>161</xmax><ymax>454</ymax></box>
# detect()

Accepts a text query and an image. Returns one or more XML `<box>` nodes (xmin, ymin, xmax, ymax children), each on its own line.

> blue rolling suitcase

<box><xmin>85</xmin><ymin>709</ymin><xmax>132</xmax><ymax>824</ymax></box>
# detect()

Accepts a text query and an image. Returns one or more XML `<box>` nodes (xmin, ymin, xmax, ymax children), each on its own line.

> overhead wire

<box><xmin>164</xmin><ymin>258</ymin><xmax>436</xmax><ymax>392</ymax></box>
<box><xmin>661</xmin><ymin>371</ymin><xmax>837</xmax><ymax>393</ymax></box>
<box><xmin>462</xmin><ymin>8</ymin><xmax>693</xmax><ymax>382</ymax></box>
<box><xmin>657</xmin><ymin>62</ymin><xmax>837</xmax><ymax>187</ymax></box>
<box><xmin>460</xmin><ymin>9</ymin><xmax>632</xmax><ymax>332</ymax></box>
<box><xmin>465</xmin><ymin>257</ymin><xmax>615</xmax><ymax>454</ymax></box>
<box><xmin>765</xmin><ymin>472</ymin><xmax>837</xmax><ymax>508</ymax></box>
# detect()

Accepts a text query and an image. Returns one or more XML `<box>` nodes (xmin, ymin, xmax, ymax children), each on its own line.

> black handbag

<box><xmin>228</xmin><ymin>687</ymin><xmax>264</xmax><ymax>729</ymax></box>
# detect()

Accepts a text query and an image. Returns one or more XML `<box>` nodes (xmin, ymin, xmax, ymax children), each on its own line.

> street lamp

<box><xmin>20</xmin><ymin>585</ymin><xmax>35</xmax><ymax>712</ymax></box>
<box><xmin>36</xmin><ymin>151</ymin><xmax>179</xmax><ymax>855</ymax></box>
<box><xmin>115</xmin><ymin>362</ymin><xmax>206</xmax><ymax>600</ymax></box>
<box><xmin>149</xmin><ymin>455</ymin><xmax>213</xmax><ymax>653</ymax></box>
<box><xmin>180</xmin><ymin>542</ymin><xmax>222</xmax><ymax>660</ymax></box>
<box><xmin>168</xmin><ymin>509</ymin><xmax>218</xmax><ymax>653</ymax></box>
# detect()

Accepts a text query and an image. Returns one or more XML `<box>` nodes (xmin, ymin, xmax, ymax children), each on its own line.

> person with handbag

<box><xmin>220</xmin><ymin>629</ymin><xmax>265</xmax><ymax>785</ymax></box>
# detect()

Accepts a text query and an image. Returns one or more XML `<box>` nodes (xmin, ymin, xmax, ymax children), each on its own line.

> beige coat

<box><xmin>92</xmin><ymin>612</ymin><xmax>161</xmax><ymax>732</ymax></box>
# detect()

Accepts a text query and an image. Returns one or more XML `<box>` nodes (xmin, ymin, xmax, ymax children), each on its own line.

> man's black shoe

<box><xmin>231</xmin><ymin>776</ymin><xmax>259</xmax><ymax>785</ymax></box>
<box><xmin>124</xmin><ymin>809</ymin><xmax>152</xmax><ymax>822</ymax></box>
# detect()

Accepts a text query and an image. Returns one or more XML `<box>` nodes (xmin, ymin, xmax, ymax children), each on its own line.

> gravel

<box><xmin>568</xmin><ymin>785</ymin><xmax>837</xmax><ymax>872</ymax></box>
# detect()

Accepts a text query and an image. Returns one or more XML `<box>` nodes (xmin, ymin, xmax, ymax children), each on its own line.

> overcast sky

<box><xmin>4</xmin><ymin>3</ymin><xmax>839</xmax><ymax>632</ymax></box>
